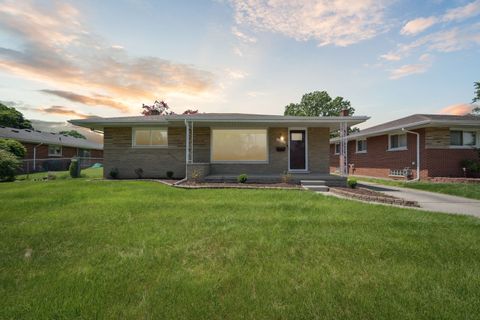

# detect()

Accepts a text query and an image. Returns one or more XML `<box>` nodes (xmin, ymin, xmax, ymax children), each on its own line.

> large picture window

<box><xmin>211</xmin><ymin>129</ymin><xmax>268</xmax><ymax>162</ymax></box>
<box><xmin>133</xmin><ymin>128</ymin><xmax>168</xmax><ymax>147</ymax></box>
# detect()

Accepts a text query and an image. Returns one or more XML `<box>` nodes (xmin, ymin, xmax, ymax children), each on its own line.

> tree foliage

<box><xmin>472</xmin><ymin>82</ymin><xmax>480</xmax><ymax>115</ymax></box>
<box><xmin>0</xmin><ymin>149</ymin><xmax>21</xmax><ymax>181</ymax></box>
<box><xmin>284</xmin><ymin>91</ymin><xmax>355</xmax><ymax>117</ymax></box>
<box><xmin>59</xmin><ymin>130</ymin><xmax>86</xmax><ymax>139</ymax></box>
<box><xmin>0</xmin><ymin>103</ymin><xmax>33</xmax><ymax>129</ymax></box>
<box><xmin>141</xmin><ymin>100</ymin><xmax>199</xmax><ymax>116</ymax></box>
<box><xmin>0</xmin><ymin>138</ymin><xmax>26</xmax><ymax>158</ymax></box>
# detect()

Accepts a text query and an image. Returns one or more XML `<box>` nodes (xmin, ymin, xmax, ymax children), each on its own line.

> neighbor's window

<box><xmin>133</xmin><ymin>128</ymin><xmax>168</xmax><ymax>147</ymax></box>
<box><xmin>211</xmin><ymin>129</ymin><xmax>268</xmax><ymax>162</ymax></box>
<box><xmin>48</xmin><ymin>145</ymin><xmax>62</xmax><ymax>156</ymax></box>
<box><xmin>356</xmin><ymin>139</ymin><xmax>367</xmax><ymax>153</ymax></box>
<box><xmin>79</xmin><ymin>149</ymin><xmax>91</xmax><ymax>157</ymax></box>
<box><xmin>389</xmin><ymin>134</ymin><xmax>407</xmax><ymax>150</ymax></box>
<box><xmin>334</xmin><ymin>143</ymin><xmax>340</xmax><ymax>155</ymax></box>
<box><xmin>450</xmin><ymin>130</ymin><xmax>477</xmax><ymax>146</ymax></box>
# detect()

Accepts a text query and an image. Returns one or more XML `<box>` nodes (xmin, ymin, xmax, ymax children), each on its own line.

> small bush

<box><xmin>461</xmin><ymin>159</ymin><xmax>480</xmax><ymax>176</ymax></box>
<box><xmin>281</xmin><ymin>171</ymin><xmax>292</xmax><ymax>184</ymax></box>
<box><xmin>134</xmin><ymin>168</ymin><xmax>144</xmax><ymax>178</ymax></box>
<box><xmin>190</xmin><ymin>169</ymin><xmax>201</xmax><ymax>182</ymax></box>
<box><xmin>109</xmin><ymin>167</ymin><xmax>119</xmax><ymax>179</ymax></box>
<box><xmin>237</xmin><ymin>174</ymin><xmax>248</xmax><ymax>184</ymax></box>
<box><xmin>166</xmin><ymin>171</ymin><xmax>174</xmax><ymax>179</ymax></box>
<box><xmin>69</xmin><ymin>158</ymin><xmax>81</xmax><ymax>178</ymax></box>
<box><xmin>0</xmin><ymin>149</ymin><xmax>21</xmax><ymax>181</ymax></box>
<box><xmin>0</xmin><ymin>138</ymin><xmax>26</xmax><ymax>158</ymax></box>
<box><xmin>347</xmin><ymin>178</ymin><xmax>357</xmax><ymax>189</ymax></box>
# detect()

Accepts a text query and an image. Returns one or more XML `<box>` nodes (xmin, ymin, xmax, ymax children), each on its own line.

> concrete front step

<box><xmin>302</xmin><ymin>185</ymin><xmax>330</xmax><ymax>192</ymax></box>
<box><xmin>300</xmin><ymin>180</ymin><xmax>326</xmax><ymax>186</ymax></box>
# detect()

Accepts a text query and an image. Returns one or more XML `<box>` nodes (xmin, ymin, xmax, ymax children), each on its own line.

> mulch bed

<box><xmin>330</xmin><ymin>187</ymin><xmax>419</xmax><ymax>207</ymax></box>
<box><xmin>174</xmin><ymin>181</ymin><xmax>302</xmax><ymax>190</ymax></box>
<box><xmin>428</xmin><ymin>177</ymin><xmax>480</xmax><ymax>184</ymax></box>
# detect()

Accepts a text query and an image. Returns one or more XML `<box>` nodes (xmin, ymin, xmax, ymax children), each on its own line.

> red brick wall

<box><xmin>21</xmin><ymin>142</ymin><xmax>103</xmax><ymax>159</ymax></box>
<box><xmin>330</xmin><ymin>128</ymin><xmax>479</xmax><ymax>179</ymax></box>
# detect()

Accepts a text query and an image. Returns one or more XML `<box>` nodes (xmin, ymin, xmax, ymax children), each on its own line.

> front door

<box><xmin>289</xmin><ymin>129</ymin><xmax>306</xmax><ymax>171</ymax></box>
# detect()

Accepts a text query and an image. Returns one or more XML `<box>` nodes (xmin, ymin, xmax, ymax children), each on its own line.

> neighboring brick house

<box><xmin>0</xmin><ymin>126</ymin><xmax>103</xmax><ymax>172</ymax></box>
<box><xmin>70</xmin><ymin>113</ymin><xmax>368</xmax><ymax>185</ymax></box>
<box><xmin>330</xmin><ymin>114</ymin><xmax>480</xmax><ymax>179</ymax></box>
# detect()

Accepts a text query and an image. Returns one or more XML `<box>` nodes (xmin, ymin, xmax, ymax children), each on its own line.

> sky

<box><xmin>0</xmin><ymin>0</ymin><xmax>479</xmax><ymax>128</ymax></box>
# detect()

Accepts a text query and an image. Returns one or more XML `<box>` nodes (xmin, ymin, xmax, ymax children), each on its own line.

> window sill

<box><xmin>132</xmin><ymin>145</ymin><xmax>168</xmax><ymax>149</ymax></box>
<box><xmin>449</xmin><ymin>145</ymin><xmax>477</xmax><ymax>149</ymax></box>
<box><xmin>211</xmin><ymin>161</ymin><xmax>269</xmax><ymax>164</ymax></box>
<box><xmin>356</xmin><ymin>151</ymin><xmax>367</xmax><ymax>154</ymax></box>
<box><xmin>48</xmin><ymin>154</ymin><xmax>62</xmax><ymax>157</ymax></box>
<box><xmin>387</xmin><ymin>147</ymin><xmax>407</xmax><ymax>152</ymax></box>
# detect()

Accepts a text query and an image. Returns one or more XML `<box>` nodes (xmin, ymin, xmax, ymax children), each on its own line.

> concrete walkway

<box><xmin>359</xmin><ymin>181</ymin><xmax>480</xmax><ymax>218</ymax></box>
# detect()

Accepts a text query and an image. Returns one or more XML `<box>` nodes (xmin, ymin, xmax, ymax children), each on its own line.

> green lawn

<box><xmin>1</xmin><ymin>178</ymin><xmax>480</xmax><ymax>319</ymax></box>
<box><xmin>356</xmin><ymin>176</ymin><xmax>480</xmax><ymax>200</ymax></box>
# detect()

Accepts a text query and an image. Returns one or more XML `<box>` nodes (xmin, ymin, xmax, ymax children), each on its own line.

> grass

<box><xmin>356</xmin><ymin>176</ymin><xmax>480</xmax><ymax>200</ymax></box>
<box><xmin>17</xmin><ymin>167</ymin><xmax>103</xmax><ymax>181</ymax></box>
<box><xmin>1</xmin><ymin>178</ymin><xmax>480</xmax><ymax>319</ymax></box>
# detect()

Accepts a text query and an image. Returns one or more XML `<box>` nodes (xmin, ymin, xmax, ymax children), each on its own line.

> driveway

<box><xmin>359</xmin><ymin>181</ymin><xmax>480</xmax><ymax>218</ymax></box>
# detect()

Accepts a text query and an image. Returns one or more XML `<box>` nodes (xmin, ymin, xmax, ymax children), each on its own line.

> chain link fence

<box><xmin>21</xmin><ymin>157</ymin><xmax>103</xmax><ymax>175</ymax></box>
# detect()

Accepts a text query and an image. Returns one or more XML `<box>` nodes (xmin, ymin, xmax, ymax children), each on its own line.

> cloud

<box><xmin>225</xmin><ymin>69</ymin><xmax>248</xmax><ymax>79</ymax></box>
<box><xmin>231</xmin><ymin>26</ymin><xmax>257</xmax><ymax>43</ymax></box>
<box><xmin>401</xmin><ymin>17</ymin><xmax>438</xmax><ymax>35</ymax></box>
<box><xmin>230</xmin><ymin>0</ymin><xmax>390</xmax><ymax>46</ymax></box>
<box><xmin>401</xmin><ymin>0</ymin><xmax>480</xmax><ymax>35</ymax></box>
<box><xmin>40</xmin><ymin>89</ymin><xmax>130</xmax><ymax>112</ymax></box>
<box><xmin>0</xmin><ymin>1</ymin><xmax>215</xmax><ymax>113</ymax></box>
<box><xmin>389</xmin><ymin>54</ymin><xmax>433</xmax><ymax>79</ymax></box>
<box><xmin>439</xmin><ymin>103</ymin><xmax>474</xmax><ymax>115</ymax></box>
<box><xmin>379</xmin><ymin>53</ymin><xmax>402</xmax><ymax>61</ymax></box>
<box><xmin>37</xmin><ymin>106</ymin><xmax>95</xmax><ymax>118</ymax></box>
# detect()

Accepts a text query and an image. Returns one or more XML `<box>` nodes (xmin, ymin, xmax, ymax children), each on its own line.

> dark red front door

<box><xmin>289</xmin><ymin>130</ymin><xmax>306</xmax><ymax>170</ymax></box>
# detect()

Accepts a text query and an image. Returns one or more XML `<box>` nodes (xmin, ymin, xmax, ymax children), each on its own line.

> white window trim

<box><xmin>210</xmin><ymin>128</ymin><xmax>269</xmax><ymax>164</ymax></box>
<box><xmin>356</xmin><ymin>139</ymin><xmax>367</xmax><ymax>153</ymax></box>
<box><xmin>334</xmin><ymin>143</ymin><xmax>340</xmax><ymax>155</ymax></box>
<box><xmin>449</xmin><ymin>128</ymin><xmax>479</xmax><ymax>149</ymax></box>
<box><xmin>48</xmin><ymin>145</ymin><xmax>62</xmax><ymax>157</ymax></box>
<box><xmin>288</xmin><ymin>127</ymin><xmax>308</xmax><ymax>172</ymax></box>
<box><xmin>132</xmin><ymin>127</ymin><xmax>168</xmax><ymax>148</ymax></box>
<box><xmin>387</xmin><ymin>133</ymin><xmax>407</xmax><ymax>151</ymax></box>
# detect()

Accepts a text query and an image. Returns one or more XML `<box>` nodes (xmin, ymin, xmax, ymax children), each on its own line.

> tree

<box><xmin>141</xmin><ymin>100</ymin><xmax>199</xmax><ymax>116</ymax></box>
<box><xmin>0</xmin><ymin>103</ymin><xmax>33</xmax><ymax>129</ymax></box>
<box><xmin>472</xmin><ymin>82</ymin><xmax>480</xmax><ymax>115</ymax></box>
<box><xmin>59</xmin><ymin>130</ymin><xmax>86</xmax><ymax>139</ymax></box>
<box><xmin>0</xmin><ymin>138</ymin><xmax>26</xmax><ymax>158</ymax></box>
<box><xmin>0</xmin><ymin>149</ymin><xmax>21</xmax><ymax>181</ymax></box>
<box><xmin>141</xmin><ymin>100</ymin><xmax>174</xmax><ymax>116</ymax></box>
<box><xmin>284</xmin><ymin>91</ymin><xmax>355</xmax><ymax>117</ymax></box>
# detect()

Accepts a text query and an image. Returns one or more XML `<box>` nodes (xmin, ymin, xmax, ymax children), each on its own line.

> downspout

<box><xmin>33</xmin><ymin>143</ymin><xmax>43</xmax><ymax>171</ymax></box>
<box><xmin>175</xmin><ymin>120</ymin><xmax>189</xmax><ymax>185</ymax></box>
<box><xmin>402</xmin><ymin>128</ymin><xmax>420</xmax><ymax>181</ymax></box>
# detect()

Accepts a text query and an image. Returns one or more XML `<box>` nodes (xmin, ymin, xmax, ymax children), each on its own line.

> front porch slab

<box><xmin>204</xmin><ymin>173</ymin><xmax>346</xmax><ymax>187</ymax></box>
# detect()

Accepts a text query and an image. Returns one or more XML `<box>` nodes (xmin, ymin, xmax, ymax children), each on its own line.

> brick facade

<box><xmin>103</xmin><ymin>126</ymin><xmax>331</xmax><ymax>179</ymax></box>
<box><xmin>330</xmin><ymin>127</ymin><xmax>479</xmax><ymax>179</ymax></box>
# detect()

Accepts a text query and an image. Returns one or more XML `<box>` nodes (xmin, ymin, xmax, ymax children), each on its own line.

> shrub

<box><xmin>347</xmin><ymin>178</ymin><xmax>357</xmax><ymax>189</ymax></box>
<box><xmin>134</xmin><ymin>168</ymin><xmax>144</xmax><ymax>178</ymax></box>
<box><xmin>460</xmin><ymin>159</ymin><xmax>480</xmax><ymax>176</ymax></box>
<box><xmin>0</xmin><ymin>149</ymin><xmax>21</xmax><ymax>181</ymax></box>
<box><xmin>190</xmin><ymin>169</ymin><xmax>201</xmax><ymax>182</ymax></box>
<box><xmin>281</xmin><ymin>171</ymin><xmax>292</xmax><ymax>184</ymax></box>
<box><xmin>69</xmin><ymin>158</ymin><xmax>81</xmax><ymax>178</ymax></box>
<box><xmin>109</xmin><ymin>167</ymin><xmax>119</xmax><ymax>179</ymax></box>
<box><xmin>166</xmin><ymin>171</ymin><xmax>174</xmax><ymax>179</ymax></box>
<box><xmin>237</xmin><ymin>174</ymin><xmax>248</xmax><ymax>184</ymax></box>
<box><xmin>0</xmin><ymin>138</ymin><xmax>26</xmax><ymax>158</ymax></box>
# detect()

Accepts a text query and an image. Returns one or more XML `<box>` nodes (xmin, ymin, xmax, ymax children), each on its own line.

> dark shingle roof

<box><xmin>331</xmin><ymin>114</ymin><xmax>480</xmax><ymax>142</ymax></box>
<box><xmin>0</xmin><ymin>126</ymin><xmax>103</xmax><ymax>150</ymax></box>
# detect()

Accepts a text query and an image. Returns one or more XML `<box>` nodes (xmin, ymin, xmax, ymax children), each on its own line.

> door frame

<box><xmin>288</xmin><ymin>127</ymin><xmax>308</xmax><ymax>172</ymax></box>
